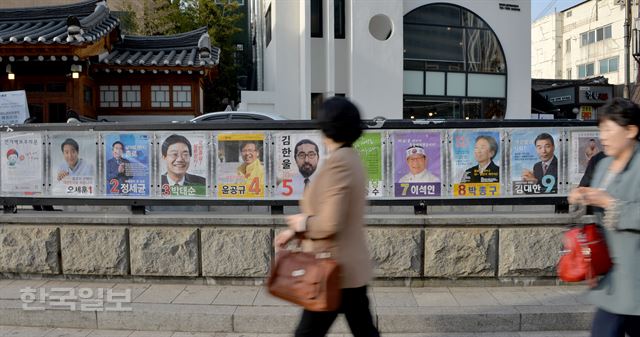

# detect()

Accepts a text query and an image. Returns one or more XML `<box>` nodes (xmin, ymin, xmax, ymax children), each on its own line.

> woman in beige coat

<box><xmin>275</xmin><ymin>97</ymin><xmax>379</xmax><ymax>337</ymax></box>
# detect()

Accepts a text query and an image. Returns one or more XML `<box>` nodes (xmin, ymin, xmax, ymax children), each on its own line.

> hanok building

<box><xmin>0</xmin><ymin>0</ymin><xmax>219</xmax><ymax>123</ymax></box>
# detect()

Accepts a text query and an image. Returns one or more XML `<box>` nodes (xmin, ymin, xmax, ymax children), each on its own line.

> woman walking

<box><xmin>568</xmin><ymin>98</ymin><xmax>640</xmax><ymax>337</ymax></box>
<box><xmin>275</xmin><ymin>97</ymin><xmax>380</xmax><ymax>337</ymax></box>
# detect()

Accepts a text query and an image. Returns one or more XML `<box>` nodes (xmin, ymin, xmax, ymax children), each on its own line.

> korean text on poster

<box><xmin>0</xmin><ymin>132</ymin><xmax>43</xmax><ymax>194</ymax></box>
<box><xmin>274</xmin><ymin>132</ymin><xmax>325</xmax><ymax>199</ymax></box>
<box><xmin>451</xmin><ymin>130</ymin><xmax>501</xmax><ymax>198</ymax></box>
<box><xmin>50</xmin><ymin>134</ymin><xmax>97</xmax><ymax>196</ymax></box>
<box><xmin>104</xmin><ymin>133</ymin><xmax>150</xmax><ymax>196</ymax></box>
<box><xmin>510</xmin><ymin>129</ymin><xmax>560</xmax><ymax>195</ymax></box>
<box><xmin>216</xmin><ymin>133</ymin><xmax>265</xmax><ymax>198</ymax></box>
<box><xmin>158</xmin><ymin>133</ymin><xmax>208</xmax><ymax>198</ymax></box>
<box><xmin>569</xmin><ymin>130</ymin><xmax>601</xmax><ymax>187</ymax></box>
<box><xmin>391</xmin><ymin>131</ymin><xmax>442</xmax><ymax>198</ymax></box>
<box><xmin>354</xmin><ymin>132</ymin><xmax>384</xmax><ymax>198</ymax></box>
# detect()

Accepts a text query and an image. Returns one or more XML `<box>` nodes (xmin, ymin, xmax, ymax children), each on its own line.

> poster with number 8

<box><xmin>450</xmin><ymin>129</ymin><xmax>502</xmax><ymax>198</ymax></box>
<box><xmin>215</xmin><ymin>132</ymin><xmax>265</xmax><ymax>198</ymax></box>
<box><xmin>509</xmin><ymin>129</ymin><xmax>561</xmax><ymax>195</ymax></box>
<box><xmin>273</xmin><ymin>132</ymin><xmax>325</xmax><ymax>199</ymax></box>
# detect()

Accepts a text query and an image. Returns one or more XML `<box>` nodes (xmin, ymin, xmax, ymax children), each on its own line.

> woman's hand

<box><xmin>286</xmin><ymin>213</ymin><xmax>307</xmax><ymax>232</ymax></box>
<box><xmin>274</xmin><ymin>229</ymin><xmax>296</xmax><ymax>251</ymax></box>
<box><xmin>568</xmin><ymin>187</ymin><xmax>614</xmax><ymax>208</ymax></box>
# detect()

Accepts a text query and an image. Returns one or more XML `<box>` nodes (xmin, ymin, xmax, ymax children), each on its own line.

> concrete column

<box><xmin>324</xmin><ymin>0</ymin><xmax>335</xmax><ymax>98</ymax></box>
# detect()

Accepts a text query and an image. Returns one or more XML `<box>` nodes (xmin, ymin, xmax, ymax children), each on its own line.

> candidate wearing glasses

<box><xmin>277</xmin><ymin>139</ymin><xmax>320</xmax><ymax>198</ymax></box>
<box><xmin>160</xmin><ymin>134</ymin><xmax>206</xmax><ymax>187</ymax></box>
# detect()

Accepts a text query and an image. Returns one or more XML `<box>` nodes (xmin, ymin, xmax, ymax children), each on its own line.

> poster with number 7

<box><xmin>273</xmin><ymin>131</ymin><xmax>325</xmax><ymax>199</ymax></box>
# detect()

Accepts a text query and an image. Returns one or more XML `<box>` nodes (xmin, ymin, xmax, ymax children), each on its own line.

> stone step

<box><xmin>0</xmin><ymin>299</ymin><xmax>594</xmax><ymax>334</ymax></box>
<box><xmin>0</xmin><ymin>326</ymin><xmax>592</xmax><ymax>337</ymax></box>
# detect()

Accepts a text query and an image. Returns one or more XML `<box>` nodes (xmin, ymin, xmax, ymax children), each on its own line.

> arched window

<box><xmin>403</xmin><ymin>3</ymin><xmax>507</xmax><ymax>120</ymax></box>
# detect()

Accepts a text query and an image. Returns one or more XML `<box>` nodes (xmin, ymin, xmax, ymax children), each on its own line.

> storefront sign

<box><xmin>578</xmin><ymin>86</ymin><xmax>613</xmax><ymax>104</ymax></box>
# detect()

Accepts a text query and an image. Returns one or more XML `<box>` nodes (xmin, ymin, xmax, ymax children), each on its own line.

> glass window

<box><xmin>404</xmin><ymin>24</ymin><xmax>464</xmax><ymax>63</ymax></box>
<box><xmin>265</xmin><ymin>5</ymin><xmax>272</xmax><ymax>47</ymax></box>
<box><xmin>121</xmin><ymin>85</ymin><xmax>141</xmax><ymax>108</ymax></box>
<box><xmin>47</xmin><ymin>83</ymin><xmax>66</xmax><ymax>92</ymax></box>
<box><xmin>467</xmin><ymin>74</ymin><xmax>506</xmax><ymax>98</ymax></box>
<box><xmin>609</xmin><ymin>57</ymin><xmax>619</xmax><ymax>72</ymax></box>
<box><xmin>600</xmin><ymin>57</ymin><xmax>619</xmax><ymax>73</ymax></box>
<box><xmin>335</xmin><ymin>0</ymin><xmax>345</xmax><ymax>39</ymax></box>
<box><xmin>581</xmin><ymin>32</ymin><xmax>588</xmax><ymax>46</ymax></box>
<box><xmin>586</xmin><ymin>63</ymin><xmax>594</xmax><ymax>76</ymax></box>
<box><xmin>403</xmin><ymin>99</ymin><xmax>460</xmax><ymax>119</ymax></box>
<box><xmin>84</xmin><ymin>86</ymin><xmax>92</xmax><ymax>105</ymax></box>
<box><xmin>466</xmin><ymin>29</ymin><xmax>506</xmax><ymax>73</ymax></box>
<box><xmin>404</xmin><ymin>4</ymin><xmax>461</xmax><ymax>26</ymax></box>
<box><xmin>567</xmin><ymin>68</ymin><xmax>572</xmax><ymax>79</ymax></box>
<box><xmin>566</xmin><ymin>39</ymin><xmax>571</xmax><ymax>53</ymax></box>
<box><xmin>447</xmin><ymin>73</ymin><xmax>466</xmax><ymax>96</ymax></box>
<box><xmin>596</xmin><ymin>27</ymin><xmax>603</xmax><ymax>41</ymax></box>
<box><xmin>604</xmin><ymin>25</ymin><xmax>612</xmax><ymax>39</ymax></box>
<box><xmin>99</xmin><ymin>85</ymin><xmax>119</xmax><ymax>108</ymax></box>
<box><xmin>172</xmin><ymin>85</ymin><xmax>192</xmax><ymax>108</ymax></box>
<box><xmin>588</xmin><ymin>31</ymin><xmax>595</xmax><ymax>44</ymax></box>
<box><xmin>311</xmin><ymin>0</ymin><xmax>323</xmax><ymax>38</ymax></box>
<box><xmin>151</xmin><ymin>85</ymin><xmax>170</xmax><ymax>108</ymax></box>
<box><xmin>403</xmin><ymin>70</ymin><xmax>424</xmax><ymax>95</ymax></box>
<box><xmin>425</xmin><ymin>72</ymin><xmax>445</xmax><ymax>96</ymax></box>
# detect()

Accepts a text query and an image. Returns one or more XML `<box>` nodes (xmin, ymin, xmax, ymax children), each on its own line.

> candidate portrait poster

<box><xmin>103</xmin><ymin>133</ymin><xmax>150</xmax><ymax>197</ymax></box>
<box><xmin>50</xmin><ymin>133</ymin><xmax>97</xmax><ymax>196</ymax></box>
<box><xmin>451</xmin><ymin>129</ymin><xmax>502</xmax><ymax>198</ymax></box>
<box><xmin>354</xmin><ymin>132</ymin><xmax>385</xmax><ymax>198</ymax></box>
<box><xmin>569</xmin><ymin>129</ymin><xmax>601</xmax><ymax>187</ymax></box>
<box><xmin>391</xmin><ymin>131</ymin><xmax>442</xmax><ymax>198</ymax></box>
<box><xmin>0</xmin><ymin>132</ymin><xmax>43</xmax><ymax>194</ymax></box>
<box><xmin>216</xmin><ymin>132</ymin><xmax>265</xmax><ymax>198</ymax></box>
<box><xmin>273</xmin><ymin>132</ymin><xmax>325</xmax><ymax>199</ymax></box>
<box><xmin>157</xmin><ymin>132</ymin><xmax>209</xmax><ymax>198</ymax></box>
<box><xmin>509</xmin><ymin>129</ymin><xmax>561</xmax><ymax>196</ymax></box>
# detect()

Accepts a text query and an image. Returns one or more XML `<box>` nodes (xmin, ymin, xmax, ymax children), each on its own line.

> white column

<box><xmin>299</xmin><ymin>0</ymin><xmax>312</xmax><ymax>118</ymax></box>
<box><xmin>325</xmin><ymin>0</ymin><xmax>335</xmax><ymax>98</ymax></box>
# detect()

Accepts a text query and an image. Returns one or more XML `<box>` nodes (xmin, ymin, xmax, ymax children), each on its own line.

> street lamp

<box><xmin>71</xmin><ymin>64</ymin><xmax>82</xmax><ymax>79</ymax></box>
<box><xmin>6</xmin><ymin>64</ymin><xmax>14</xmax><ymax>80</ymax></box>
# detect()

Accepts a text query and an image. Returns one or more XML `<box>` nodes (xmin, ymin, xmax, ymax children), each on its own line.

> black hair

<box><xmin>241</xmin><ymin>141</ymin><xmax>261</xmax><ymax>153</ymax></box>
<box><xmin>294</xmin><ymin>139</ymin><xmax>319</xmax><ymax>158</ymax></box>
<box><xmin>534</xmin><ymin>133</ymin><xmax>554</xmax><ymax>146</ymax></box>
<box><xmin>317</xmin><ymin>96</ymin><xmax>363</xmax><ymax>146</ymax></box>
<box><xmin>61</xmin><ymin>138</ymin><xmax>79</xmax><ymax>152</ymax></box>
<box><xmin>475</xmin><ymin>135</ymin><xmax>498</xmax><ymax>160</ymax></box>
<box><xmin>112</xmin><ymin>141</ymin><xmax>124</xmax><ymax>150</ymax></box>
<box><xmin>161</xmin><ymin>134</ymin><xmax>192</xmax><ymax>157</ymax></box>
<box><xmin>598</xmin><ymin>98</ymin><xmax>640</xmax><ymax>140</ymax></box>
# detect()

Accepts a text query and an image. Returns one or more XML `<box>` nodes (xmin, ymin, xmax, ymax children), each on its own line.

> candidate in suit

<box><xmin>522</xmin><ymin>133</ymin><xmax>558</xmax><ymax>193</ymax></box>
<box><xmin>275</xmin><ymin>97</ymin><xmax>379</xmax><ymax>337</ymax></box>
<box><xmin>106</xmin><ymin>141</ymin><xmax>131</xmax><ymax>185</ymax></box>
<box><xmin>160</xmin><ymin>134</ymin><xmax>206</xmax><ymax>187</ymax></box>
<box><xmin>460</xmin><ymin>135</ymin><xmax>500</xmax><ymax>183</ymax></box>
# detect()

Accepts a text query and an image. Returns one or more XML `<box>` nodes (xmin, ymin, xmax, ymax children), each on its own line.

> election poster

<box><xmin>49</xmin><ymin>133</ymin><xmax>97</xmax><ymax>196</ymax></box>
<box><xmin>273</xmin><ymin>131</ymin><xmax>325</xmax><ymax>199</ymax></box>
<box><xmin>509</xmin><ymin>129</ymin><xmax>561</xmax><ymax>196</ymax></box>
<box><xmin>215</xmin><ymin>132</ymin><xmax>265</xmax><ymax>198</ymax></box>
<box><xmin>391</xmin><ymin>131</ymin><xmax>442</xmax><ymax>198</ymax></box>
<box><xmin>568</xmin><ymin>129</ymin><xmax>601</xmax><ymax>187</ymax></box>
<box><xmin>450</xmin><ymin>129</ymin><xmax>502</xmax><ymax>198</ymax></box>
<box><xmin>0</xmin><ymin>90</ymin><xmax>29</xmax><ymax>124</ymax></box>
<box><xmin>103</xmin><ymin>133</ymin><xmax>151</xmax><ymax>197</ymax></box>
<box><xmin>354</xmin><ymin>132</ymin><xmax>385</xmax><ymax>198</ymax></box>
<box><xmin>1</xmin><ymin>132</ymin><xmax>43</xmax><ymax>194</ymax></box>
<box><xmin>157</xmin><ymin>132</ymin><xmax>209</xmax><ymax>198</ymax></box>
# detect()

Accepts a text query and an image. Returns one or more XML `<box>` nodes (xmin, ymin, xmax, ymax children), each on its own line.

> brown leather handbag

<box><xmin>267</xmin><ymin>247</ymin><xmax>341</xmax><ymax>312</ymax></box>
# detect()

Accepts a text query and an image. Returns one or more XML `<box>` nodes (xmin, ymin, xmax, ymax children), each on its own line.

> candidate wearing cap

<box><xmin>399</xmin><ymin>145</ymin><xmax>440</xmax><ymax>183</ymax></box>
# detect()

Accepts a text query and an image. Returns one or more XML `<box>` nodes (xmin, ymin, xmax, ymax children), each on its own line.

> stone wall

<box><xmin>0</xmin><ymin>213</ymin><xmax>583</xmax><ymax>280</ymax></box>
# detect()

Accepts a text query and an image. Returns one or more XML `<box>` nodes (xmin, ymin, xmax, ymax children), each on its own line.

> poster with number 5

<box><xmin>273</xmin><ymin>132</ymin><xmax>325</xmax><ymax>199</ymax></box>
<box><xmin>103</xmin><ymin>133</ymin><xmax>151</xmax><ymax>197</ymax></box>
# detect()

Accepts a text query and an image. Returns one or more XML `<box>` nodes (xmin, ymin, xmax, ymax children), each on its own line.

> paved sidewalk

<box><xmin>0</xmin><ymin>279</ymin><xmax>594</xmax><ymax>335</ymax></box>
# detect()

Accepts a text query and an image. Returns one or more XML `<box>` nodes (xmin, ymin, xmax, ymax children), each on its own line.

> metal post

<box><xmin>625</xmin><ymin>0</ymin><xmax>632</xmax><ymax>98</ymax></box>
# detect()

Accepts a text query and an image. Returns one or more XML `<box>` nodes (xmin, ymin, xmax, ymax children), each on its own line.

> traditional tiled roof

<box><xmin>0</xmin><ymin>0</ymin><xmax>118</xmax><ymax>45</ymax></box>
<box><xmin>100</xmin><ymin>27</ymin><xmax>219</xmax><ymax>69</ymax></box>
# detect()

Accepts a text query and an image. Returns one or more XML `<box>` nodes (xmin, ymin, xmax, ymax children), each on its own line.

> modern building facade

<box><xmin>532</xmin><ymin>0</ymin><xmax>638</xmax><ymax>86</ymax></box>
<box><xmin>241</xmin><ymin>0</ymin><xmax>531</xmax><ymax>120</ymax></box>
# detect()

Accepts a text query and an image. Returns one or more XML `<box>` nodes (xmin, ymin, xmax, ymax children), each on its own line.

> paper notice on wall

<box><xmin>0</xmin><ymin>90</ymin><xmax>29</xmax><ymax>124</ymax></box>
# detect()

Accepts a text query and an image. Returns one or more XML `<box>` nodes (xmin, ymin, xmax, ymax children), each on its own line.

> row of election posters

<box><xmin>0</xmin><ymin>129</ymin><xmax>602</xmax><ymax>199</ymax></box>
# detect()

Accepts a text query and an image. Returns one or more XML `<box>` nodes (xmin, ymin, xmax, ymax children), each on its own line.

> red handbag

<box><xmin>558</xmin><ymin>223</ymin><xmax>612</xmax><ymax>287</ymax></box>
